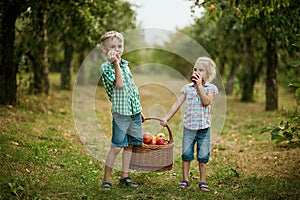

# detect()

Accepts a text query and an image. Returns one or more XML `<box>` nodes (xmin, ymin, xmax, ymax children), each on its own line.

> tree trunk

<box><xmin>226</xmin><ymin>57</ymin><xmax>240</xmax><ymax>95</ymax></box>
<box><xmin>241</xmin><ymin>35</ymin><xmax>255</xmax><ymax>102</ymax></box>
<box><xmin>29</xmin><ymin>10</ymin><xmax>49</xmax><ymax>94</ymax></box>
<box><xmin>219</xmin><ymin>59</ymin><xmax>225</xmax><ymax>77</ymax></box>
<box><xmin>265</xmin><ymin>38</ymin><xmax>278</xmax><ymax>110</ymax></box>
<box><xmin>0</xmin><ymin>2</ymin><xmax>20</xmax><ymax>105</ymax></box>
<box><xmin>42</xmin><ymin>13</ymin><xmax>50</xmax><ymax>95</ymax></box>
<box><xmin>61</xmin><ymin>42</ymin><xmax>74</xmax><ymax>90</ymax></box>
<box><xmin>76</xmin><ymin>51</ymin><xmax>86</xmax><ymax>85</ymax></box>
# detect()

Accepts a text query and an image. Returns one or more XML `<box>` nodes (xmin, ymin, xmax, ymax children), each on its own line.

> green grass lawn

<box><xmin>0</xmin><ymin>73</ymin><xmax>299</xmax><ymax>199</ymax></box>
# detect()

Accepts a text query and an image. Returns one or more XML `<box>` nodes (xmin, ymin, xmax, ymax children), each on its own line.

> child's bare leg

<box><xmin>198</xmin><ymin>162</ymin><xmax>207</xmax><ymax>183</ymax></box>
<box><xmin>182</xmin><ymin>161</ymin><xmax>191</xmax><ymax>181</ymax></box>
<box><xmin>103</xmin><ymin>147</ymin><xmax>122</xmax><ymax>182</ymax></box>
<box><xmin>121</xmin><ymin>145</ymin><xmax>133</xmax><ymax>178</ymax></box>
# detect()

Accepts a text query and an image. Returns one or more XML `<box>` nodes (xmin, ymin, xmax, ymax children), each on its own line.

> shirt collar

<box><xmin>108</xmin><ymin>58</ymin><xmax>129</xmax><ymax>68</ymax></box>
<box><xmin>121</xmin><ymin>59</ymin><xmax>128</xmax><ymax>65</ymax></box>
<box><xmin>189</xmin><ymin>82</ymin><xmax>209</xmax><ymax>87</ymax></box>
<box><xmin>203</xmin><ymin>82</ymin><xmax>209</xmax><ymax>87</ymax></box>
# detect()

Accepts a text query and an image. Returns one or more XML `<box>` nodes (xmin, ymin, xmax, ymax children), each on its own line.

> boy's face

<box><xmin>102</xmin><ymin>37</ymin><xmax>124</xmax><ymax>57</ymax></box>
<box><xmin>193</xmin><ymin>64</ymin><xmax>208</xmax><ymax>81</ymax></box>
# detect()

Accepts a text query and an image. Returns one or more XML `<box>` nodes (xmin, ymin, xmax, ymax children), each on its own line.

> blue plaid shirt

<box><xmin>182</xmin><ymin>83</ymin><xmax>218</xmax><ymax>130</ymax></box>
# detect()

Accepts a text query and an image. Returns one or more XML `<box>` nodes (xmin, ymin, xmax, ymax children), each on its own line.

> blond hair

<box><xmin>100</xmin><ymin>31</ymin><xmax>124</xmax><ymax>45</ymax></box>
<box><xmin>195</xmin><ymin>57</ymin><xmax>217</xmax><ymax>82</ymax></box>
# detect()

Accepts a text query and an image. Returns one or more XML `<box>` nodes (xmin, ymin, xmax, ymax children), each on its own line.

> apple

<box><xmin>143</xmin><ymin>132</ymin><xmax>153</xmax><ymax>144</ymax></box>
<box><xmin>156</xmin><ymin>133</ymin><xmax>165</xmax><ymax>140</ymax></box>
<box><xmin>209</xmin><ymin>4</ymin><xmax>215</xmax><ymax>13</ymax></box>
<box><xmin>150</xmin><ymin>140</ymin><xmax>156</xmax><ymax>145</ymax></box>
<box><xmin>156</xmin><ymin>138</ymin><xmax>165</xmax><ymax>145</ymax></box>
<box><xmin>152</xmin><ymin>136</ymin><xmax>157</xmax><ymax>142</ymax></box>
<box><xmin>191</xmin><ymin>74</ymin><xmax>198</xmax><ymax>85</ymax></box>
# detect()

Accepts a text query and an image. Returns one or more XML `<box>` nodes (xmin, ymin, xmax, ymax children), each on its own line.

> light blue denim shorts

<box><xmin>111</xmin><ymin>112</ymin><xmax>142</xmax><ymax>148</ymax></box>
<box><xmin>182</xmin><ymin>127</ymin><xmax>210</xmax><ymax>163</ymax></box>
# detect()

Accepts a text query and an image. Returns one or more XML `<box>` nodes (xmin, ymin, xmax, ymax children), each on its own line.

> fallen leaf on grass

<box><xmin>11</xmin><ymin>141</ymin><xmax>20</xmax><ymax>146</ymax></box>
<box><xmin>25</xmin><ymin>168</ymin><xmax>31</xmax><ymax>174</ymax></box>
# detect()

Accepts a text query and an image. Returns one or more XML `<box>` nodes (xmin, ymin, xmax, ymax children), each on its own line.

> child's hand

<box><xmin>191</xmin><ymin>72</ymin><xmax>204</xmax><ymax>85</ymax></box>
<box><xmin>160</xmin><ymin>118</ymin><xmax>168</xmax><ymax>127</ymax></box>
<box><xmin>107</xmin><ymin>50</ymin><xmax>121</xmax><ymax>64</ymax></box>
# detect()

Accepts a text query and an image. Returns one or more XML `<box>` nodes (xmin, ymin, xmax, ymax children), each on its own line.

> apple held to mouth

<box><xmin>191</xmin><ymin>73</ymin><xmax>205</xmax><ymax>85</ymax></box>
<box><xmin>191</xmin><ymin>74</ymin><xmax>198</xmax><ymax>85</ymax></box>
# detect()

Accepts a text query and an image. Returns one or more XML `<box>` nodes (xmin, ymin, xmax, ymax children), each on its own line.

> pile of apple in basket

<box><xmin>142</xmin><ymin>132</ymin><xmax>170</xmax><ymax>145</ymax></box>
<box><xmin>129</xmin><ymin>117</ymin><xmax>174</xmax><ymax>172</ymax></box>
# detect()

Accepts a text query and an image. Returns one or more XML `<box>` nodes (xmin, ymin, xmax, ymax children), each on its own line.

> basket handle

<box><xmin>143</xmin><ymin>117</ymin><xmax>173</xmax><ymax>143</ymax></box>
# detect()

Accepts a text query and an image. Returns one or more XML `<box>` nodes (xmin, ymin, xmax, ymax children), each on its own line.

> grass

<box><xmin>0</xmin><ymin>73</ymin><xmax>299</xmax><ymax>199</ymax></box>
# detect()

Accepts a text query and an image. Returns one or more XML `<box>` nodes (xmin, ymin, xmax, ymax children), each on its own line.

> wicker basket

<box><xmin>130</xmin><ymin>117</ymin><xmax>174</xmax><ymax>172</ymax></box>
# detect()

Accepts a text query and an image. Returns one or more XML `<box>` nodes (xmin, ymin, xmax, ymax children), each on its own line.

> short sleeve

<box><xmin>181</xmin><ymin>84</ymin><xmax>189</xmax><ymax>95</ymax></box>
<box><xmin>101</xmin><ymin>62</ymin><xmax>115</xmax><ymax>86</ymax></box>
<box><xmin>209</xmin><ymin>84</ymin><xmax>218</xmax><ymax>97</ymax></box>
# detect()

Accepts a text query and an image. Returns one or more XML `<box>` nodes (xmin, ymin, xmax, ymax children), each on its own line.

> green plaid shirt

<box><xmin>100</xmin><ymin>59</ymin><xmax>142</xmax><ymax>115</ymax></box>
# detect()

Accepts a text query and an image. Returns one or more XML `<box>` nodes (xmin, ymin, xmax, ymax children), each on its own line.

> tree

<box><xmin>1</xmin><ymin>0</ymin><xmax>138</xmax><ymax>105</ymax></box>
<box><xmin>190</xmin><ymin>0</ymin><xmax>299</xmax><ymax>110</ymax></box>
<box><xmin>0</xmin><ymin>0</ymin><xmax>25</xmax><ymax>105</ymax></box>
<box><xmin>47</xmin><ymin>0</ymin><xmax>137</xmax><ymax>89</ymax></box>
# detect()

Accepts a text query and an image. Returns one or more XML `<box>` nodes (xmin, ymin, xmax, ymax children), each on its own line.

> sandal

<box><xmin>199</xmin><ymin>182</ymin><xmax>210</xmax><ymax>192</ymax></box>
<box><xmin>178</xmin><ymin>180</ymin><xmax>190</xmax><ymax>188</ymax></box>
<box><xmin>100</xmin><ymin>181</ymin><xmax>112</xmax><ymax>190</ymax></box>
<box><xmin>119</xmin><ymin>177</ymin><xmax>138</xmax><ymax>188</ymax></box>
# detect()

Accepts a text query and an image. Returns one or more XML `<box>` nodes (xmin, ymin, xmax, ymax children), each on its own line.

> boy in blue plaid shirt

<box><xmin>161</xmin><ymin>57</ymin><xmax>218</xmax><ymax>191</ymax></box>
<box><xmin>99</xmin><ymin>31</ymin><xmax>144</xmax><ymax>190</ymax></box>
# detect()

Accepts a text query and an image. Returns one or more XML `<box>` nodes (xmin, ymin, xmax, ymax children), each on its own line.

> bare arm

<box><xmin>161</xmin><ymin>93</ymin><xmax>186</xmax><ymax>126</ymax></box>
<box><xmin>195</xmin><ymin>83</ymin><xmax>213</xmax><ymax>107</ymax></box>
<box><xmin>113</xmin><ymin>62</ymin><xmax>124</xmax><ymax>88</ymax></box>
<box><xmin>194</xmin><ymin>73</ymin><xmax>213</xmax><ymax>106</ymax></box>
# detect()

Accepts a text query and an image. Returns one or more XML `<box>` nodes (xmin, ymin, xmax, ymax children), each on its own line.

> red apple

<box><xmin>143</xmin><ymin>133</ymin><xmax>153</xmax><ymax>144</ymax></box>
<box><xmin>156</xmin><ymin>138</ymin><xmax>165</xmax><ymax>145</ymax></box>
<box><xmin>190</xmin><ymin>74</ymin><xmax>198</xmax><ymax>85</ymax></box>
<box><xmin>150</xmin><ymin>140</ymin><xmax>156</xmax><ymax>145</ymax></box>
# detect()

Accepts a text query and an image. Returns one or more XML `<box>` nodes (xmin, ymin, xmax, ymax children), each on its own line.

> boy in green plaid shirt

<box><xmin>99</xmin><ymin>31</ymin><xmax>144</xmax><ymax>190</ymax></box>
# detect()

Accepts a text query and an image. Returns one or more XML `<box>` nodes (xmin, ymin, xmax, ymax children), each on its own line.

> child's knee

<box><xmin>111</xmin><ymin>147</ymin><xmax>122</xmax><ymax>155</ymax></box>
<box><xmin>197</xmin><ymin>151</ymin><xmax>210</xmax><ymax>163</ymax></box>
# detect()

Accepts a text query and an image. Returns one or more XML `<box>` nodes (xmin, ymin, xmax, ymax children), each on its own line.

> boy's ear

<box><xmin>100</xmin><ymin>45</ymin><xmax>108</xmax><ymax>54</ymax></box>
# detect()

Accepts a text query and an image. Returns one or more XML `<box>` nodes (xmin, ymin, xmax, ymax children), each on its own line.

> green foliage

<box><xmin>288</xmin><ymin>39</ymin><xmax>300</xmax><ymax>106</ymax></box>
<box><xmin>1</xmin><ymin>74</ymin><xmax>300</xmax><ymax>199</ymax></box>
<box><xmin>260</xmin><ymin>39</ymin><xmax>300</xmax><ymax>146</ymax></box>
<box><xmin>260</xmin><ymin>114</ymin><xmax>300</xmax><ymax>146</ymax></box>
<box><xmin>12</xmin><ymin>0</ymin><xmax>138</xmax><ymax>95</ymax></box>
<box><xmin>187</xmin><ymin>0</ymin><xmax>299</xmax><ymax>110</ymax></box>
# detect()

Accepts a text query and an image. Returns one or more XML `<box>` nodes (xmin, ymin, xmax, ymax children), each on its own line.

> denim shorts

<box><xmin>182</xmin><ymin>127</ymin><xmax>210</xmax><ymax>163</ymax></box>
<box><xmin>111</xmin><ymin>112</ymin><xmax>142</xmax><ymax>148</ymax></box>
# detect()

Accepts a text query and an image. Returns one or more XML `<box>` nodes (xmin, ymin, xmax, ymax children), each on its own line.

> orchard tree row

<box><xmin>188</xmin><ymin>0</ymin><xmax>299</xmax><ymax>110</ymax></box>
<box><xmin>0</xmin><ymin>0</ymin><xmax>136</xmax><ymax>105</ymax></box>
